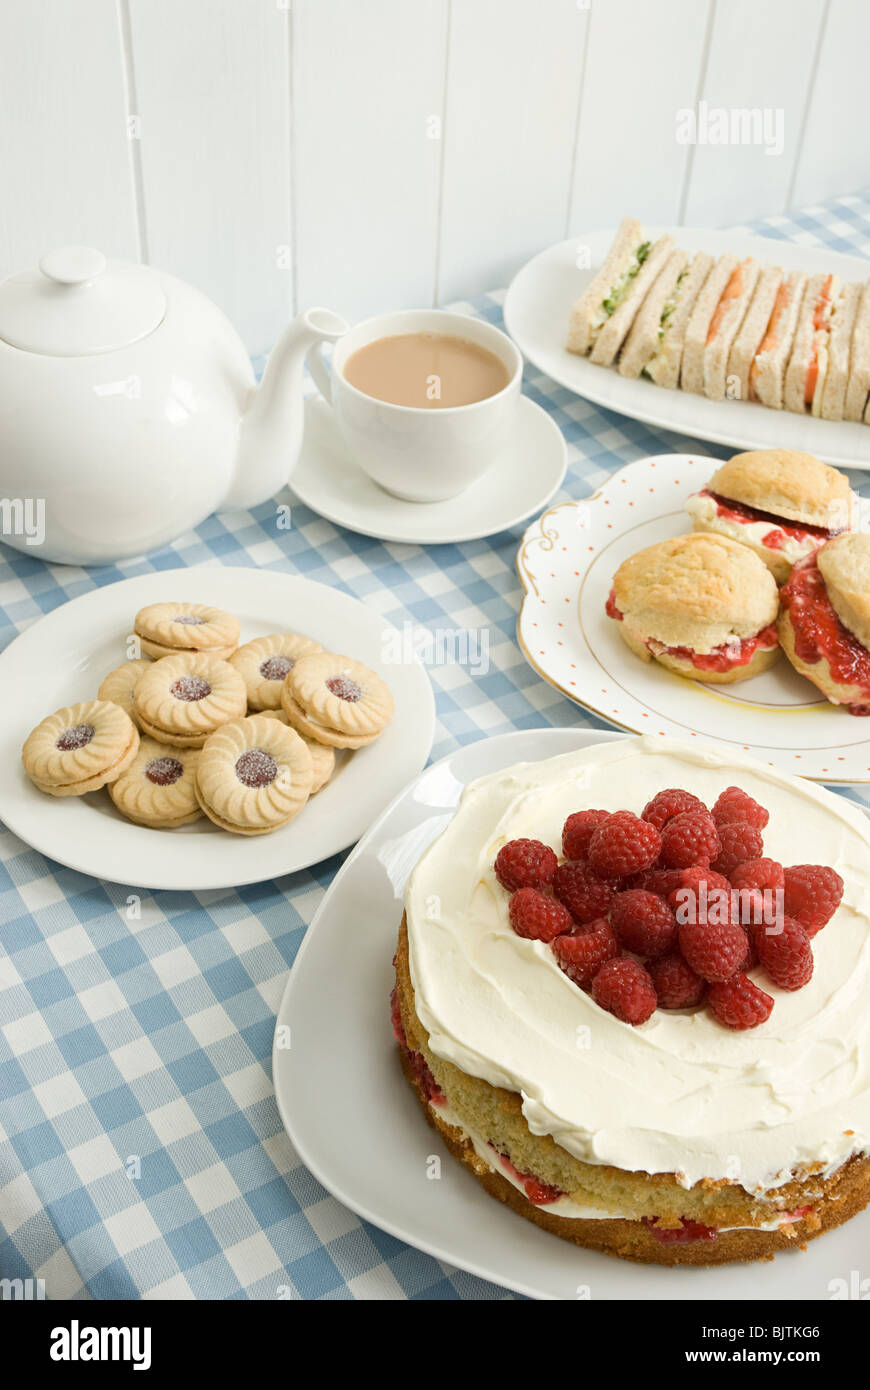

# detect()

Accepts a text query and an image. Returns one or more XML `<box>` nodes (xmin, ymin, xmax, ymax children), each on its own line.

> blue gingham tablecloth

<box><xmin>2</xmin><ymin>192</ymin><xmax>870</xmax><ymax>1303</ymax></box>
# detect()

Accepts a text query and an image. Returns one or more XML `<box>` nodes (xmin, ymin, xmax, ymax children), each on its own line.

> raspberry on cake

<box><xmin>395</xmin><ymin>735</ymin><xmax>870</xmax><ymax>1266</ymax></box>
<box><xmin>779</xmin><ymin>533</ymin><xmax>870</xmax><ymax>715</ymax></box>
<box><xmin>686</xmin><ymin>449</ymin><xmax>855</xmax><ymax>584</ymax></box>
<box><xmin>607</xmin><ymin>533</ymin><xmax>780</xmax><ymax>686</ymax></box>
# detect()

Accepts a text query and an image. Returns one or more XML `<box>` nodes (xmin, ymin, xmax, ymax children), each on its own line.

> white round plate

<box><xmin>0</xmin><ymin>567</ymin><xmax>435</xmax><ymax>890</ymax></box>
<box><xmin>504</xmin><ymin>227</ymin><xmax>870</xmax><ymax>468</ymax></box>
<box><xmin>273</xmin><ymin>726</ymin><xmax>870</xmax><ymax>1301</ymax></box>
<box><xmin>517</xmin><ymin>453</ymin><xmax>870</xmax><ymax>784</ymax></box>
<box><xmin>289</xmin><ymin>394</ymin><xmax>566</xmax><ymax>544</ymax></box>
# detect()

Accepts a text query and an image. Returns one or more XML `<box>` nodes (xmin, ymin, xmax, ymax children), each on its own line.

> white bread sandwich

<box><xmin>617</xmin><ymin>249</ymin><xmax>689</xmax><ymax>379</ymax></box>
<box><xmin>702</xmin><ymin>258</ymin><xmax>760</xmax><ymax>401</ymax></box>
<box><xmin>748</xmin><ymin>270</ymin><xmax>807</xmax><ymax>410</ymax></box>
<box><xmin>726</xmin><ymin>265</ymin><xmax>783</xmax><ymax>403</ymax></box>
<box><xmin>784</xmin><ymin>272</ymin><xmax>840</xmax><ymax>416</ymax></box>
<box><xmin>641</xmin><ymin>252</ymin><xmax>713</xmax><ymax>389</ymax></box>
<box><xmin>566</xmin><ymin>218</ymin><xmax>674</xmax><ymax>364</ymax></box>
<box><xmin>844</xmin><ymin>281</ymin><xmax>870</xmax><ymax>422</ymax></box>
<box><xmin>681</xmin><ymin>254</ymin><xmax>738</xmax><ymax>394</ymax></box>
<box><xmin>820</xmin><ymin>282</ymin><xmax>862</xmax><ymax>421</ymax></box>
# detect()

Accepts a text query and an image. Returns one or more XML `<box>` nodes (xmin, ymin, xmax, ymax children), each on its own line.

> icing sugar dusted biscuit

<box><xmin>195</xmin><ymin>714</ymin><xmax>314</xmax><ymax>834</ymax></box>
<box><xmin>229</xmin><ymin>632</ymin><xmax>322</xmax><ymax>710</ymax></box>
<box><xmin>134</xmin><ymin>602</ymin><xmax>240</xmax><ymax>661</ymax></box>
<box><xmin>98</xmin><ymin>658</ymin><xmax>152</xmax><ymax>725</ymax></box>
<box><xmin>281</xmin><ymin>653</ymin><xmax>393</xmax><ymax>749</ymax></box>
<box><xmin>133</xmin><ymin>653</ymin><xmax>247</xmax><ymax>747</ymax></box>
<box><xmin>22</xmin><ymin>700</ymin><xmax>139</xmax><ymax>796</ymax></box>
<box><xmin>256</xmin><ymin>711</ymin><xmax>335</xmax><ymax>792</ymax></box>
<box><xmin>109</xmin><ymin>738</ymin><xmax>202</xmax><ymax>828</ymax></box>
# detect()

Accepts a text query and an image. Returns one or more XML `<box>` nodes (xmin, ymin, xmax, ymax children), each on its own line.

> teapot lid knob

<box><xmin>0</xmin><ymin>248</ymin><xmax>165</xmax><ymax>357</ymax></box>
<box><xmin>39</xmin><ymin>246</ymin><xmax>107</xmax><ymax>286</ymax></box>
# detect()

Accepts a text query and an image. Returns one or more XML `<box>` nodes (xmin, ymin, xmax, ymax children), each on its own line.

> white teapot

<box><xmin>0</xmin><ymin>246</ymin><xmax>347</xmax><ymax>564</ymax></box>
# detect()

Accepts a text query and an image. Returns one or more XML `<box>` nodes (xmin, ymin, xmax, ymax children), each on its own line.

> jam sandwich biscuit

<box><xmin>229</xmin><ymin>633</ymin><xmax>322</xmax><ymax>710</ymax></box>
<box><xmin>22</xmin><ymin>700</ymin><xmax>139</xmax><ymax>796</ymax></box>
<box><xmin>195</xmin><ymin>714</ymin><xmax>314</xmax><ymax>835</ymax></box>
<box><xmin>133</xmin><ymin>653</ymin><xmax>247</xmax><ymax>748</ymax></box>
<box><xmin>281</xmin><ymin>652</ymin><xmax>394</xmax><ymax>749</ymax></box>
<box><xmin>257</xmin><ymin>710</ymin><xmax>335</xmax><ymax>790</ymax></box>
<box><xmin>134</xmin><ymin>603</ymin><xmax>240</xmax><ymax>661</ymax></box>
<box><xmin>109</xmin><ymin>738</ymin><xmax>202</xmax><ymax>828</ymax></box>
<box><xmin>98</xmin><ymin>658</ymin><xmax>152</xmax><ymax>726</ymax></box>
<box><xmin>686</xmin><ymin>449</ymin><xmax>855</xmax><ymax>584</ymax></box>
<box><xmin>607</xmin><ymin>533</ymin><xmax>780</xmax><ymax>684</ymax></box>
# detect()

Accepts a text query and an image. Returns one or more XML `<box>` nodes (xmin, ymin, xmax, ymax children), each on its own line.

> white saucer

<box><xmin>290</xmin><ymin>394</ymin><xmax>567</xmax><ymax>544</ymax></box>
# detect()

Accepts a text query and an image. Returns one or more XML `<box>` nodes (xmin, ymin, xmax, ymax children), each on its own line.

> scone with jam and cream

<box><xmin>779</xmin><ymin>531</ymin><xmax>870</xmax><ymax>715</ymax></box>
<box><xmin>606</xmin><ymin>533</ymin><xmax>779</xmax><ymax>683</ymax></box>
<box><xmin>686</xmin><ymin>449</ymin><xmax>855</xmax><ymax>584</ymax></box>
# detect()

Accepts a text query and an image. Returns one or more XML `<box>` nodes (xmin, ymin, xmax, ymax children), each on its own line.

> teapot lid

<box><xmin>0</xmin><ymin>247</ymin><xmax>166</xmax><ymax>356</ymax></box>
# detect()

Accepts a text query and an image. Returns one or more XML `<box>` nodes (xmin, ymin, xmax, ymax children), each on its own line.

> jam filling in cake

<box><xmin>781</xmin><ymin>555</ymin><xmax>870</xmax><ymax>714</ymax></box>
<box><xmin>606</xmin><ymin>589</ymin><xmax>778</xmax><ymax>672</ymax></box>
<box><xmin>397</xmin><ymin>737</ymin><xmax>870</xmax><ymax>1264</ymax></box>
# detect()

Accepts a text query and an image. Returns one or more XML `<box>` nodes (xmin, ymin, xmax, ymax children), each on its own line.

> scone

<box><xmin>686</xmin><ymin>449</ymin><xmax>855</xmax><ymax>584</ymax></box>
<box><xmin>607</xmin><ymin>533</ymin><xmax>779</xmax><ymax>684</ymax></box>
<box><xmin>778</xmin><ymin>532</ymin><xmax>870</xmax><ymax>714</ymax></box>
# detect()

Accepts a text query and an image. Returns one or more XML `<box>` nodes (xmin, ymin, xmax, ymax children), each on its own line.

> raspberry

<box><xmin>737</xmin><ymin>928</ymin><xmax>758</xmax><ymax>972</ymax></box>
<box><xmin>508</xmin><ymin>888</ymin><xmax>573</xmax><ymax>942</ymax></box>
<box><xmin>648</xmin><ymin>954</ymin><xmax>706</xmax><ymax>1009</ymax></box>
<box><xmin>609</xmin><ymin>890</ymin><xmax>676</xmax><ymax>958</ymax></box>
<box><xmin>782</xmin><ymin>865</ymin><xmax>844</xmax><ymax>936</ymax></box>
<box><xmin>712</xmin><ymin>821</ymin><xmax>764</xmax><ymax>878</ymax></box>
<box><xmin>670</xmin><ymin>867</ymin><xmax>735</xmax><ymax>926</ymax></box>
<box><xmin>678</xmin><ymin>914</ymin><xmax>748</xmax><ymax>983</ymax></box>
<box><xmin>756</xmin><ymin>915</ymin><xmax>813</xmax><ymax>991</ymax></box>
<box><xmin>641</xmin><ymin>787</ymin><xmax>707</xmax><ymax>831</ymax></box>
<box><xmin>591</xmin><ymin>957</ymin><xmax>657</xmax><ymax>1025</ymax></box>
<box><xmin>552</xmin><ymin>918</ymin><xmax>618</xmax><ymax>988</ymax></box>
<box><xmin>552</xmin><ymin>862</ymin><xmax>615</xmax><ymax>924</ymax></box>
<box><xmin>494</xmin><ymin>838</ymin><xmax>558</xmax><ymax>892</ymax></box>
<box><xmin>711</xmin><ymin>786</ymin><xmax>769</xmax><ymax>830</ymax></box>
<box><xmin>708</xmin><ymin>973</ymin><xmax>774</xmax><ymax>1030</ymax></box>
<box><xmin>634</xmin><ymin>867</ymin><xmax>687</xmax><ymax>898</ymax></box>
<box><xmin>561</xmin><ymin>809</ymin><xmax>610</xmax><ymax>861</ymax></box>
<box><xmin>659</xmin><ymin>811</ymin><xmax>721</xmax><ymax>869</ymax></box>
<box><xmin>588</xmin><ymin>811</ymin><xmax>661</xmax><ymax>879</ymax></box>
<box><xmin>729</xmin><ymin>858</ymin><xmax>784</xmax><ymax>893</ymax></box>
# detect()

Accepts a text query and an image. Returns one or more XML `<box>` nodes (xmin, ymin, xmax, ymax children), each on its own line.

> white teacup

<box><xmin>306</xmin><ymin>309</ymin><xmax>523</xmax><ymax>503</ymax></box>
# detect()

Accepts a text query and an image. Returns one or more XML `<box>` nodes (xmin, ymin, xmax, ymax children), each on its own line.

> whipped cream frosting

<box><xmin>405</xmin><ymin>736</ymin><xmax>870</xmax><ymax>1192</ymax></box>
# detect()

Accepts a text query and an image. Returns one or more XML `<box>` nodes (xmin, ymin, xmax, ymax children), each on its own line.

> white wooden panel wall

<box><xmin>293</xmin><ymin>0</ymin><xmax>447</xmax><ymax>325</ymax></box>
<box><xmin>438</xmin><ymin>0</ymin><xmax>587</xmax><ymax>303</ymax></box>
<box><xmin>0</xmin><ymin>0</ymin><xmax>138</xmax><ymax>272</ymax></box>
<box><xmin>0</xmin><ymin>0</ymin><xmax>865</xmax><ymax>356</ymax></box>
<box><xmin>792</xmin><ymin>0</ymin><xmax>870</xmax><ymax>208</ymax></box>
<box><xmin>569</xmin><ymin>0</ymin><xmax>710</xmax><ymax>229</ymax></box>
<box><xmin>684</xmin><ymin>0</ymin><xmax>824</xmax><ymax>227</ymax></box>
<box><xmin>128</xmin><ymin>0</ymin><xmax>292</xmax><ymax>356</ymax></box>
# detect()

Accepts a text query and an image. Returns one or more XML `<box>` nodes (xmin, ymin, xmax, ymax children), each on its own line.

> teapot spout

<box><xmin>225</xmin><ymin>306</ymin><xmax>348</xmax><ymax>511</ymax></box>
